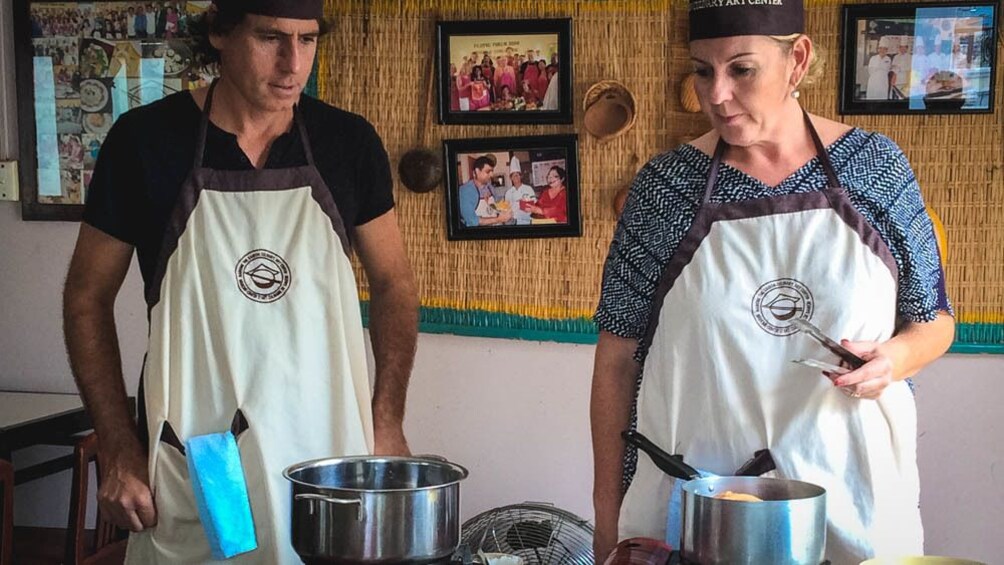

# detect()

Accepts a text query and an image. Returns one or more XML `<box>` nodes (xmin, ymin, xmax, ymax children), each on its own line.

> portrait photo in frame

<box><xmin>436</xmin><ymin>18</ymin><xmax>573</xmax><ymax>125</ymax></box>
<box><xmin>443</xmin><ymin>134</ymin><xmax>581</xmax><ymax>241</ymax></box>
<box><xmin>839</xmin><ymin>2</ymin><xmax>998</xmax><ymax>115</ymax></box>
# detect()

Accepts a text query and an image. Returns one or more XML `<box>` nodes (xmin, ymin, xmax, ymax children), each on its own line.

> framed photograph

<box><xmin>839</xmin><ymin>2</ymin><xmax>998</xmax><ymax>115</ymax></box>
<box><xmin>436</xmin><ymin>19</ymin><xmax>573</xmax><ymax>125</ymax></box>
<box><xmin>443</xmin><ymin>135</ymin><xmax>581</xmax><ymax>241</ymax></box>
<box><xmin>13</xmin><ymin>0</ymin><xmax>215</xmax><ymax>221</ymax></box>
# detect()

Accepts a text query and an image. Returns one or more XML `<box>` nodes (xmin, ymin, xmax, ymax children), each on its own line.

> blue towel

<box><xmin>665</xmin><ymin>467</ymin><xmax>715</xmax><ymax>549</ymax></box>
<box><xmin>185</xmin><ymin>432</ymin><xmax>257</xmax><ymax>559</ymax></box>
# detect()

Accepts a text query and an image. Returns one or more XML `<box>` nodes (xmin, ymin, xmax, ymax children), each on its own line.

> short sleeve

<box><xmin>458</xmin><ymin>184</ymin><xmax>479</xmax><ymax>227</ymax></box>
<box><xmin>863</xmin><ymin>139</ymin><xmax>952</xmax><ymax>322</ymax></box>
<box><xmin>81</xmin><ymin>114</ymin><xmax>143</xmax><ymax>246</ymax></box>
<box><xmin>594</xmin><ymin>154</ymin><xmax>703</xmax><ymax>339</ymax></box>
<box><xmin>351</xmin><ymin>118</ymin><xmax>395</xmax><ymax>226</ymax></box>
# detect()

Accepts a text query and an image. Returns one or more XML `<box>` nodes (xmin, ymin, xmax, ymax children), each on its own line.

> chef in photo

<box><xmin>866</xmin><ymin>35</ymin><xmax>895</xmax><ymax>99</ymax></box>
<box><xmin>891</xmin><ymin>36</ymin><xmax>913</xmax><ymax>99</ymax></box>
<box><xmin>62</xmin><ymin>0</ymin><xmax>419</xmax><ymax>562</ymax></box>
<box><xmin>590</xmin><ymin>0</ymin><xmax>955</xmax><ymax>562</ymax></box>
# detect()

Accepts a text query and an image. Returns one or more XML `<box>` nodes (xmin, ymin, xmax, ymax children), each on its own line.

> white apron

<box><xmin>618</xmin><ymin>115</ymin><xmax>923</xmax><ymax>564</ymax></box>
<box><xmin>126</xmin><ymin>82</ymin><xmax>374</xmax><ymax>564</ymax></box>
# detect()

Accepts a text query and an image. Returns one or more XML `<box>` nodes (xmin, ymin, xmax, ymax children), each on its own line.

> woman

<box><xmin>496</xmin><ymin>84</ymin><xmax>515</xmax><ymax>110</ymax></box>
<box><xmin>590</xmin><ymin>1</ymin><xmax>954</xmax><ymax>563</ymax></box>
<box><xmin>469</xmin><ymin>65</ymin><xmax>491</xmax><ymax>111</ymax></box>
<box><xmin>527</xmin><ymin>166</ymin><xmax>568</xmax><ymax>224</ymax></box>
<box><xmin>533</xmin><ymin>60</ymin><xmax>550</xmax><ymax>102</ymax></box>
<box><xmin>498</xmin><ymin>55</ymin><xmax>518</xmax><ymax>97</ymax></box>
<box><xmin>866</xmin><ymin>37</ymin><xmax>894</xmax><ymax>100</ymax></box>
<box><xmin>456</xmin><ymin>60</ymin><xmax>472</xmax><ymax>111</ymax></box>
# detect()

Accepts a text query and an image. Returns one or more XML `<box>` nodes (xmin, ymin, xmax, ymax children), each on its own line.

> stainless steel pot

<box><xmin>283</xmin><ymin>455</ymin><xmax>469</xmax><ymax>564</ymax></box>
<box><xmin>682</xmin><ymin>476</ymin><xmax>826</xmax><ymax>565</ymax></box>
<box><xmin>624</xmin><ymin>430</ymin><xmax>826</xmax><ymax>565</ymax></box>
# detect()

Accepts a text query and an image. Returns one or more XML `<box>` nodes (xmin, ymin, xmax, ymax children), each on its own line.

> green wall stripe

<box><xmin>359</xmin><ymin>302</ymin><xmax>1003</xmax><ymax>354</ymax></box>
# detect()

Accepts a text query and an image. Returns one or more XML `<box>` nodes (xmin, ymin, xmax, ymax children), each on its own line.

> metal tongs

<box><xmin>791</xmin><ymin>318</ymin><xmax>866</xmax><ymax>370</ymax></box>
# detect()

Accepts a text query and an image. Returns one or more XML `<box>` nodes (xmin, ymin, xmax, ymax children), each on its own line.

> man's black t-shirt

<box><xmin>82</xmin><ymin>92</ymin><xmax>394</xmax><ymax>297</ymax></box>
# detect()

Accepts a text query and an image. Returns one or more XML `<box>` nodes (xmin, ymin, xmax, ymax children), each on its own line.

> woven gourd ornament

<box><xmin>681</xmin><ymin>74</ymin><xmax>701</xmax><ymax>113</ymax></box>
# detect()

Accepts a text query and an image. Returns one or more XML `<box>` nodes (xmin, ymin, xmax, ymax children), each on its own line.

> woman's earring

<box><xmin>791</xmin><ymin>89</ymin><xmax>801</xmax><ymax>99</ymax></box>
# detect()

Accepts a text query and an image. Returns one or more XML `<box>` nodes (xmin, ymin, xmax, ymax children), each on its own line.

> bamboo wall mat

<box><xmin>317</xmin><ymin>0</ymin><xmax>1003</xmax><ymax>351</ymax></box>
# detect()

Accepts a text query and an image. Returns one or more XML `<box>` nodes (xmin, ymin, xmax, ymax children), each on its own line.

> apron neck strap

<box><xmin>194</xmin><ymin>79</ymin><xmax>316</xmax><ymax>169</ymax></box>
<box><xmin>701</xmin><ymin>108</ymin><xmax>841</xmax><ymax>203</ymax></box>
<box><xmin>801</xmin><ymin>108</ymin><xmax>840</xmax><ymax>188</ymax></box>
<box><xmin>701</xmin><ymin>137</ymin><xmax>728</xmax><ymax>206</ymax></box>
<box><xmin>193</xmin><ymin>79</ymin><xmax>217</xmax><ymax>169</ymax></box>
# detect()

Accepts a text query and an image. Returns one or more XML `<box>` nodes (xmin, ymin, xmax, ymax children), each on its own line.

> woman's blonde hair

<box><xmin>770</xmin><ymin>33</ymin><xmax>825</xmax><ymax>87</ymax></box>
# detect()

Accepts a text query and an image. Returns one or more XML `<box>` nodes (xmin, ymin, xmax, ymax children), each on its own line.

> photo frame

<box><xmin>839</xmin><ymin>2</ymin><xmax>998</xmax><ymax>115</ymax></box>
<box><xmin>436</xmin><ymin>18</ymin><xmax>573</xmax><ymax>125</ymax></box>
<box><xmin>443</xmin><ymin>134</ymin><xmax>581</xmax><ymax>241</ymax></box>
<box><xmin>13</xmin><ymin>0</ymin><xmax>215</xmax><ymax>221</ymax></box>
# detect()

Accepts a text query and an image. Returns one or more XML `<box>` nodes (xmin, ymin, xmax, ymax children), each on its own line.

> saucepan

<box><xmin>284</xmin><ymin>455</ymin><xmax>469</xmax><ymax>564</ymax></box>
<box><xmin>623</xmin><ymin>430</ymin><xmax>826</xmax><ymax>565</ymax></box>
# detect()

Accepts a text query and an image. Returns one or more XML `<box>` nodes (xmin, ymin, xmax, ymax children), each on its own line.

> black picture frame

<box><xmin>436</xmin><ymin>18</ymin><xmax>573</xmax><ymax>125</ymax></box>
<box><xmin>13</xmin><ymin>0</ymin><xmax>210</xmax><ymax>221</ymax></box>
<box><xmin>443</xmin><ymin>134</ymin><xmax>581</xmax><ymax>241</ymax></box>
<box><xmin>839</xmin><ymin>2</ymin><xmax>998</xmax><ymax>115</ymax></box>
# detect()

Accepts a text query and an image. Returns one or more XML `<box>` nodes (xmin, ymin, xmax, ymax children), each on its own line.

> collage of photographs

<box><xmin>29</xmin><ymin>1</ymin><xmax>214</xmax><ymax>204</ymax></box>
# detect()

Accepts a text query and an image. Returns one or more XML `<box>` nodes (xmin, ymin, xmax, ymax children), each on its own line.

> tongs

<box><xmin>622</xmin><ymin>430</ymin><xmax>775</xmax><ymax>480</ymax></box>
<box><xmin>790</xmin><ymin>318</ymin><xmax>866</xmax><ymax>370</ymax></box>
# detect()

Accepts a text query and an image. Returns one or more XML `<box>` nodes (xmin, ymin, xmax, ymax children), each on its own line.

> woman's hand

<box><xmin>825</xmin><ymin>340</ymin><xmax>896</xmax><ymax>399</ymax></box>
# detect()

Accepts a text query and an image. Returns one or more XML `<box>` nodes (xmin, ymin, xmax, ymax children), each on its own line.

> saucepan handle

<box><xmin>621</xmin><ymin>430</ymin><xmax>701</xmax><ymax>481</ymax></box>
<box><xmin>294</xmin><ymin>493</ymin><xmax>364</xmax><ymax>520</ymax></box>
<box><xmin>734</xmin><ymin>448</ymin><xmax>776</xmax><ymax>477</ymax></box>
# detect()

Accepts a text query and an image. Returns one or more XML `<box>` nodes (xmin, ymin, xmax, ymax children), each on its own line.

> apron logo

<box><xmin>751</xmin><ymin>278</ymin><xmax>814</xmax><ymax>336</ymax></box>
<box><xmin>235</xmin><ymin>249</ymin><xmax>291</xmax><ymax>303</ymax></box>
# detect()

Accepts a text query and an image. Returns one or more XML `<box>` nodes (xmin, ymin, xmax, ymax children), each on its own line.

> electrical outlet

<box><xmin>0</xmin><ymin>161</ymin><xmax>19</xmax><ymax>202</ymax></box>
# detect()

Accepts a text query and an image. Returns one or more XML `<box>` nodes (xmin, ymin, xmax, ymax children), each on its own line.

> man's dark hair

<box><xmin>472</xmin><ymin>156</ymin><xmax>493</xmax><ymax>172</ymax></box>
<box><xmin>190</xmin><ymin>6</ymin><xmax>331</xmax><ymax>73</ymax></box>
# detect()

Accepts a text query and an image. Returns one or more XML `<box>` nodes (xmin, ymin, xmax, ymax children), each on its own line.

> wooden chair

<box><xmin>65</xmin><ymin>433</ymin><xmax>128</xmax><ymax>565</ymax></box>
<box><xmin>1</xmin><ymin>459</ymin><xmax>13</xmax><ymax>565</ymax></box>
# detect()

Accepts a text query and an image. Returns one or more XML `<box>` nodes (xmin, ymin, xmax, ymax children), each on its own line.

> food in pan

<box><xmin>714</xmin><ymin>490</ymin><xmax>763</xmax><ymax>502</ymax></box>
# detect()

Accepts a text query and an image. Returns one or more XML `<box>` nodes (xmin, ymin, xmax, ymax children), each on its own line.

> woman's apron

<box><xmin>125</xmin><ymin>81</ymin><xmax>374</xmax><ymax>564</ymax></box>
<box><xmin>618</xmin><ymin>114</ymin><xmax>923</xmax><ymax>564</ymax></box>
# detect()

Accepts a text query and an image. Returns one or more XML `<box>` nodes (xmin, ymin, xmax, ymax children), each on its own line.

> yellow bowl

<box><xmin>861</xmin><ymin>557</ymin><xmax>986</xmax><ymax>565</ymax></box>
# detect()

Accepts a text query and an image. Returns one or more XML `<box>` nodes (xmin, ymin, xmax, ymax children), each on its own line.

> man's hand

<box><xmin>373</xmin><ymin>425</ymin><xmax>411</xmax><ymax>457</ymax></box>
<box><xmin>99</xmin><ymin>444</ymin><xmax>157</xmax><ymax>532</ymax></box>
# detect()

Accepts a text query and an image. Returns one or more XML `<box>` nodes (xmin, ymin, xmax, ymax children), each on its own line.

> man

<box><xmin>891</xmin><ymin>36</ymin><xmax>912</xmax><ymax>99</ymax></box>
<box><xmin>458</xmin><ymin>156</ymin><xmax>511</xmax><ymax>227</ymax></box>
<box><xmin>133</xmin><ymin>7</ymin><xmax>147</xmax><ymax>38</ymax></box>
<box><xmin>145</xmin><ymin>3</ymin><xmax>157</xmax><ymax>37</ymax></box>
<box><xmin>504</xmin><ymin>170</ymin><xmax>536</xmax><ymax>226</ymax></box>
<box><xmin>62</xmin><ymin>0</ymin><xmax>419</xmax><ymax>563</ymax></box>
<box><xmin>126</xmin><ymin>6</ymin><xmax>136</xmax><ymax>38</ymax></box>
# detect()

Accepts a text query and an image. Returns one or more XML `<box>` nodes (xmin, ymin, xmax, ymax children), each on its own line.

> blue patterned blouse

<box><xmin>595</xmin><ymin>128</ymin><xmax>951</xmax><ymax>350</ymax></box>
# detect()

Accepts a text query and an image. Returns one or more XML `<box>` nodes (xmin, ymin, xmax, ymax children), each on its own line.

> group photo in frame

<box><xmin>436</xmin><ymin>18</ymin><xmax>573</xmax><ymax>125</ymax></box>
<box><xmin>13</xmin><ymin>0</ymin><xmax>216</xmax><ymax>220</ymax></box>
<box><xmin>443</xmin><ymin>135</ymin><xmax>581</xmax><ymax>241</ymax></box>
<box><xmin>839</xmin><ymin>2</ymin><xmax>998</xmax><ymax>115</ymax></box>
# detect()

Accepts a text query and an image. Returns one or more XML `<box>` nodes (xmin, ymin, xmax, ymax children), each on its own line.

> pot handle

<box><xmin>622</xmin><ymin>430</ymin><xmax>701</xmax><ymax>481</ymax></box>
<box><xmin>294</xmin><ymin>493</ymin><xmax>365</xmax><ymax>521</ymax></box>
